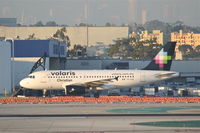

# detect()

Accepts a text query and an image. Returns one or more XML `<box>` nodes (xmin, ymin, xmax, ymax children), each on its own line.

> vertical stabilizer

<box><xmin>143</xmin><ymin>42</ymin><xmax>176</xmax><ymax>71</ymax></box>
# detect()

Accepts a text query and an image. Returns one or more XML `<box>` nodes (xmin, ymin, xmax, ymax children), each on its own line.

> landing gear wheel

<box><xmin>94</xmin><ymin>92</ymin><xmax>99</xmax><ymax>98</ymax></box>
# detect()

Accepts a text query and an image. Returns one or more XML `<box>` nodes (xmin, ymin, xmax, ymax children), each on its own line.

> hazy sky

<box><xmin>0</xmin><ymin>0</ymin><xmax>200</xmax><ymax>26</ymax></box>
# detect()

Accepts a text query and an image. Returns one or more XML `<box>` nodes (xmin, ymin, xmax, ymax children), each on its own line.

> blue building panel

<box><xmin>12</xmin><ymin>40</ymin><xmax>67</xmax><ymax>57</ymax></box>
<box><xmin>14</xmin><ymin>40</ymin><xmax>50</xmax><ymax>57</ymax></box>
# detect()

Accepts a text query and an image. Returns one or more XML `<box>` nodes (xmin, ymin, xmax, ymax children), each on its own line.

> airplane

<box><xmin>20</xmin><ymin>42</ymin><xmax>179</xmax><ymax>98</ymax></box>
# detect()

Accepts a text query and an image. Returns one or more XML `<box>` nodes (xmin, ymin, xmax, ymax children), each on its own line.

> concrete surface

<box><xmin>1</xmin><ymin>103</ymin><xmax>200</xmax><ymax>133</ymax></box>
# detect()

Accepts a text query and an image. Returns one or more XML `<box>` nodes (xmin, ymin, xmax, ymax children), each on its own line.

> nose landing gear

<box><xmin>43</xmin><ymin>89</ymin><xmax>46</xmax><ymax>97</ymax></box>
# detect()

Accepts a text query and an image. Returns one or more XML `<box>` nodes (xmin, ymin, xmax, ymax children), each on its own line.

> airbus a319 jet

<box><xmin>20</xmin><ymin>42</ymin><xmax>179</xmax><ymax>97</ymax></box>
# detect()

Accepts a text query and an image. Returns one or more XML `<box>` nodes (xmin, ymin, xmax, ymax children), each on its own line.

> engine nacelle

<box><xmin>66</xmin><ymin>85</ymin><xmax>87</xmax><ymax>95</ymax></box>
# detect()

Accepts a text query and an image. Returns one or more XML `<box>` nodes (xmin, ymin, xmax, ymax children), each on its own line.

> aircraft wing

<box><xmin>61</xmin><ymin>77</ymin><xmax>119</xmax><ymax>88</ymax></box>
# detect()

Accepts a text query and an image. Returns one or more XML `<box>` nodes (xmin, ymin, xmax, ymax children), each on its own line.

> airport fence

<box><xmin>1</xmin><ymin>96</ymin><xmax>200</xmax><ymax>104</ymax></box>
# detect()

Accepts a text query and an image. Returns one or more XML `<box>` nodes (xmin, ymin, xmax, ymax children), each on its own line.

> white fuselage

<box><xmin>20</xmin><ymin>70</ymin><xmax>179</xmax><ymax>90</ymax></box>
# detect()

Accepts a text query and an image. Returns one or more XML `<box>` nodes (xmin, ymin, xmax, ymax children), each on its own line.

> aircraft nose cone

<box><xmin>20</xmin><ymin>78</ymin><xmax>29</xmax><ymax>88</ymax></box>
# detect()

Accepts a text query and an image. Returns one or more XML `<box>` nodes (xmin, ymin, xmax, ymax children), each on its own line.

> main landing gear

<box><xmin>90</xmin><ymin>87</ymin><xmax>100</xmax><ymax>98</ymax></box>
<box><xmin>64</xmin><ymin>87</ymin><xmax>67</xmax><ymax>96</ymax></box>
<box><xmin>94</xmin><ymin>92</ymin><xmax>100</xmax><ymax>98</ymax></box>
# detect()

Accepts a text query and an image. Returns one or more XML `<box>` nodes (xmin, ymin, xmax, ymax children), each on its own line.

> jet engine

<box><xmin>66</xmin><ymin>85</ymin><xmax>87</xmax><ymax>95</ymax></box>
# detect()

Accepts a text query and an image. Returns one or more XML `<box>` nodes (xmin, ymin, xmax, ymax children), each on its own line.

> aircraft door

<box><xmin>39</xmin><ymin>74</ymin><xmax>49</xmax><ymax>88</ymax></box>
<box><xmin>140</xmin><ymin>71</ymin><xmax>146</xmax><ymax>83</ymax></box>
<box><xmin>47</xmin><ymin>74</ymin><xmax>53</xmax><ymax>89</ymax></box>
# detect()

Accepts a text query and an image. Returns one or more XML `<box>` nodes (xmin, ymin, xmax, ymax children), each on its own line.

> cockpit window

<box><xmin>29</xmin><ymin>75</ymin><xmax>35</xmax><ymax>79</ymax></box>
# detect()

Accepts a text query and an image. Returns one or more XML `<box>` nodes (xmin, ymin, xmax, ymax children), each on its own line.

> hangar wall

<box><xmin>171</xmin><ymin>60</ymin><xmax>200</xmax><ymax>73</ymax></box>
<box><xmin>66</xmin><ymin>59</ymin><xmax>102</xmax><ymax>70</ymax></box>
<box><xmin>0</xmin><ymin>27</ymin><xmax>129</xmax><ymax>48</ymax></box>
<box><xmin>65</xmin><ymin>59</ymin><xmax>200</xmax><ymax>73</ymax></box>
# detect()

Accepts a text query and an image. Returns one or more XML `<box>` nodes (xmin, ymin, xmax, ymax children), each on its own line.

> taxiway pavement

<box><xmin>1</xmin><ymin>103</ymin><xmax>200</xmax><ymax>133</ymax></box>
